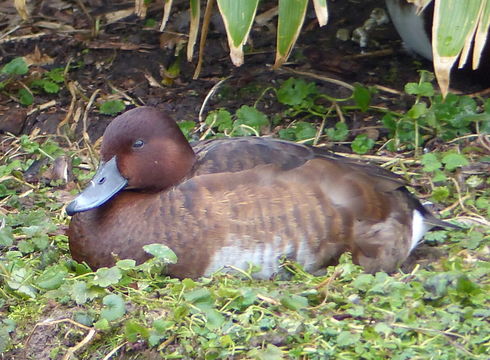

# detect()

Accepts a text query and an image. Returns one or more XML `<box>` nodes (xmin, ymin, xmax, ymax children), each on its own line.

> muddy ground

<box><xmin>1</xmin><ymin>0</ymin><xmax>487</xmax><ymax>142</ymax></box>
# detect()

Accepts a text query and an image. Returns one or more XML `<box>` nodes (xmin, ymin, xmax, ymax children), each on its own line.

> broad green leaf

<box><xmin>93</xmin><ymin>267</ymin><xmax>122</xmax><ymax>287</ymax></box>
<box><xmin>101</xmin><ymin>294</ymin><xmax>126</xmax><ymax>321</ymax></box>
<box><xmin>337</xmin><ymin>330</ymin><xmax>360</xmax><ymax>346</ymax></box>
<box><xmin>41</xmin><ymin>80</ymin><xmax>59</xmax><ymax>94</ymax></box>
<box><xmin>280</xmin><ymin>294</ymin><xmax>308</xmax><ymax>311</ymax></box>
<box><xmin>7</xmin><ymin>268</ymin><xmax>37</xmax><ymax>298</ymax></box>
<box><xmin>116</xmin><ymin>259</ymin><xmax>136</xmax><ymax>270</ymax></box>
<box><xmin>441</xmin><ymin>153</ymin><xmax>469</xmax><ymax>171</ymax></box>
<box><xmin>187</xmin><ymin>0</ymin><xmax>200</xmax><ymax>62</ymax></box>
<box><xmin>1</xmin><ymin>57</ymin><xmax>29</xmax><ymax>75</ymax></box>
<box><xmin>234</xmin><ymin>105</ymin><xmax>269</xmax><ymax>136</ymax></box>
<box><xmin>421</xmin><ymin>153</ymin><xmax>442</xmax><ymax>172</ymax></box>
<box><xmin>100</xmin><ymin>100</ymin><xmax>126</xmax><ymax>115</ymax></box>
<box><xmin>404</xmin><ymin>82</ymin><xmax>434</xmax><ymax>97</ymax></box>
<box><xmin>277</xmin><ymin>78</ymin><xmax>317</xmax><ymax>106</ymax></box>
<box><xmin>35</xmin><ymin>265</ymin><xmax>68</xmax><ymax>290</ymax></box>
<box><xmin>73</xmin><ymin>312</ymin><xmax>94</xmax><ymax>327</ymax></box>
<box><xmin>18</xmin><ymin>88</ymin><xmax>33</xmax><ymax>106</ymax></box>
<box><xmin>326</xmin><ymin>122</ymin><xmax>349</xmax><ymax>142</ymax></box>
<box><xmin>274</xmin><ymin>0</ymin><xmax>308</xmax><ymax>68</ymax></box>
<box><xmin>178</xmin><ymin>120</ymin><xmax>196</xmax><ymax>139</ymax></box>
<box><xmin>71</xmin><ymin>281</ymin><xmax>89</xmax><ymax>305</ymax></box>
<box><xmin>0</xmin><ymin>226</ymin><xmax>14</xmax><ymax>247</ymax></box>
<box><xmin>353</xmin><ymin>84</ymin><xmax>372</xmax><ymax>112</ymax></box>
<box><xmin>205</xmin><ymin>109</ymin><xmax>233</xmax><ymax>132</ymax></box>
<box><xmin>217</xmin><ymin>0</ymin><xmax>259</xmax><ymax>66</ymax></box>
<box><xmin>247</xmin><ymin>344</ymin><xmax>284</xmax><ymax>360</ymax></box>
<box><xmin>351</xmin><ymin>134</ymin><xmax>375</xmax><ymax>154</ymax></box>
<box><xmin>143</xmin><ymin>243</ymin><xmax>178</xmax><ymax>264</ymax></box>
<box><xmin>184</xmin><ymin>288</ymin><xmax>213</xmax><ymax>305</ymax></box>
<box><xmin>125</xmin><ymin>321</ymin><xmax>149</xmax><ymax>342</ymax></box>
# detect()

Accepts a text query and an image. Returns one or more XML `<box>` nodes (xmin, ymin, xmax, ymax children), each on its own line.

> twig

<box><xmin>102</xmin><ymin>341</ymin><xmax>128</xmax><ymax>360</ymax></box>
<box><xmin>279</xmin><ymin>67</ymin><xmax>354</xmax><ymax>91</ymax></box>
<box><xmin>198</xmin><ymin>76</ymin><xmax>231</xmax><ymax>125</ymax></box>
<box><xmin>193</xmin><ymin>0</ymin><xmax>215</xmax><ymax>79</ymax></box>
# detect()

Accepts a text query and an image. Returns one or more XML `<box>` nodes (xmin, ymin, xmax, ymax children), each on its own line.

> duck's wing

<box><xmin>190</xmin><ymin>137</ymin><xmax>457</xmax><ymax>231</ymax></box>
<box><xmin>191</xmin><ymin>137</ymin><xmax>406</xmax><ymax>191</ymax></box>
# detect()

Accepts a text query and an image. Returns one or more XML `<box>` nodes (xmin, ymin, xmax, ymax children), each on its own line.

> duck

<box><xmin>66</xmin><ymin>106</ymin><xmax>457</xmax><ymax>279</ymax></box>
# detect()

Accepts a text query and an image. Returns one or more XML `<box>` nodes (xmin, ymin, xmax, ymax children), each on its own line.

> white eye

<box><xmin>132</xmin><ymin>139</ymin><xmax>145</xmax><ymax>149</ymax></box>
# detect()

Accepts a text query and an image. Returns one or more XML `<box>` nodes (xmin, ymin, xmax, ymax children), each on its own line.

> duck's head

<box><xmin>66</xmin><ymin>107</ymin><xmax>195</xmax><ymax>215</ymax></box>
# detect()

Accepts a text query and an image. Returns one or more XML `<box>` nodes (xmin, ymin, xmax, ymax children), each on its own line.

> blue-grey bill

<box><xmin>66</xmin><ymin>156</ymin><xmax>127</xmax><ymax>215</ymax></box>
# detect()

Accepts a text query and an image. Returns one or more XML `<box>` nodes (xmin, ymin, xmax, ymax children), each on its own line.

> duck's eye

<box><xmin>132</xmin><ymin>139</ymin><xmax>145</xmax><ymax>149</ymax></box>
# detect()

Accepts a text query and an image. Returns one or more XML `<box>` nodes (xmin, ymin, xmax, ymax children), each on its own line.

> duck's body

<box><xmin>67</xmin><ymin>107</ymin><xmax>454</xmax><ymax>279</ymax></box>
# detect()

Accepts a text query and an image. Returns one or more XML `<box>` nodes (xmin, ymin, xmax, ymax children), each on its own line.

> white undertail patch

<box><xmin>410</xmin><ymin>209</ymin><xmax>429</xmax><ymax>252</ymax></box>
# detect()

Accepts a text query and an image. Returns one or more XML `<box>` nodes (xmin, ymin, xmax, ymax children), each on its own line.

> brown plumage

<box><xmin>67</xmin><ymin>107</ymin><xmax>456</xmax><ymax>279</ymax></box>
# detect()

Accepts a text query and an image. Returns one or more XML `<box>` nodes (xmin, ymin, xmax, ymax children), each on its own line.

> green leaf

<box><xmin>277</xmin><ymin>78</ymin><xmax>317</xmax><ymax>106</ymax></box>
<box><xmin>353</xmin><ymin>84</ymin><xmax>372</xmax><ymax>112</ymax></box>
<box><xmin>432</xmin><ymin>186</ymin><xmax>450</xmax><ymax>202</ymax></box>
<box><xmin>46</xmin><ymin>68</ymin><xmax>65</xmax><ymax>83</ymax></box>
<box><xmin>279</xmin><ymin>121</ymin><xmax>316</xmax><ymax>142</ymax></box>
<box><xmin>374</xmin><ymin>322</ymin><xmax>392</xmax><ymax>336</ymax></box>
<box><xmin>404</xmin><ymin>82</ymin><xmax>434</xmax><ymax>97</ymax></box>
<box><xmin>93</xmin><ymin>267</ymin><xmax>122</xmax><ymax>287</ymax></box>
<box><xmin>7</xmin><ymin>268</ymin><xmax>37</xmax><ymax>298</ymax></box>
<box><xmin>432</xmin><ymin>169</ymin><xmax>447</xmax><ymax>182</ymax></box>
<box><xmin>184</xmin><ymin>288</ymin><xmax>213</xmax><ymax>305</ymax></box>
<box><xmin>247</xmin><ymin>344</ymin><xmax>284</xmax><ymax>360</ymax></box>
<box><xmin>407</xmin><ymin>102</ymin><xmax>428</xmax><ymax>119</ymax></box>
<box><xmin>71</xmin><ymin>281</ymin><xmax>89</xmax><ymax>305</ymax></box>
<box><xmin>95</xmin><ymin>318</ymin><xmax>110</xmax><ymax>330</ymax></box>
<box><xmin>325</xmin><ymin>122</ymin><xmax>349</xmax><ymax>141</ymax></box>
<box><xmin>101</xmin><ymin>294</ymin><xmax>126</xmax><ymax>321</ymax></box>
<box><xmin>18</xmin><ymin>240</ymin><xmax>34</xmax><ymax>254</ymax></box>
<box><xmin>441</xmin><ymin>153</ymin><xmax>469</xmax><ymax>171</ymax></box>
<box><xmin>202</xmin><ymin>308</ymin><xmax>225</xmax><ymax>330</ymax></box>
<box><xmin>178</xmin><ymin>120</ymin><xmax>196</xmax><ymax>139</ymax></box>
<box><xmin>73</xmin><ymin>312</ymin><xmax>94</xmax><ymax>327</ymax></box>
<box><xmin>0</xmin><ymin>226</ymin><xmax>13</xmax><ymax>246</ymax></box>
<box><xmin>100</xmin><ymin>100</ymin><xmax>126</xmax><ymax>115</ymax></box>
<box><xmin>280</xmin><ymin>294</ymin><xmax>308</xmax><ymax>311</ymax></box>
<box><xmin>234</xmin><ymin>105</ymin><xmax>269</xmax><ymax>136</ymax></box>
<box><xmin>41</xmin><ymin>80</ymin><xmax>59</xmax><ymax>94</ymax></box>
<box><xmin>1</xmin><ymin>57</ymin><xmax>29</xmax><ymax>75</ymax></box>
<box><xmin>465</xmin><ymin>231</ymin><xmax>484</xmax><ymax>250</ymax></box>
<box><xmin>456</xmin><ymin>276</ymin><xmax>480</xmax><ymax>296</ymax></box>
<box><xmin>18</xmin><ymin>88</ymin><xmax>33</xmax><ymax>106</ymax></box>
<box><xmin>125</xmin><ymin>321</ymin><xmax>149</xmax><ymax>342</ymax></box>
<box><xmin>36</xmin><ymin>265</ymin><xmax>68</xmax><ymax>290</ymax></box>
<box><xmin>421</xmin><ymin>153</ymin><xmax>442</xmax><ymax>172</ymax></box>
<box><xmin>205</xmin><ymin>109</ymin><xmax>233</xmax><ymax>132</ymax></box>
<box><xmin>351</xmin><ymin>134</ymin><xmax>375</xmax><ymax>154</ymax></box>
<box><xmin>143</xmin><ymin>244</ymin><xmax>178</xmax><ymax>264</ymax></box>
<box><xmin>116</xmin><ymin>259</ymin><xmax>136</xmax><ymax>270</ymax></box>
<box><xmin>336</xmin><ymin>330</ymin><xmax>360</xmax><ymax>346</ymax></box>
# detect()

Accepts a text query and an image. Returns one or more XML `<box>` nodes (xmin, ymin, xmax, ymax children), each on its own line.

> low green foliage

<box><xmin>99</xmin><ymin>99</ymin><xmax>126</xmax><ymax>115</ymax></box>
<box><xmin>0</xmin><ymin>57</ymin><xmax>68</xmax><ymax>106</ymax></box>
<box><xmin>0</xmin><ymin>80</ymin><xmax>489</xmax><ymax>358</ymax></box>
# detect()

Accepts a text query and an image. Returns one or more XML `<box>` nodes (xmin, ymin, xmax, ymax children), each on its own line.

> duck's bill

<box><xmin>66</xmin><ymin>157</ymin><xmax>127</xmax><ymax>215</ymax></box>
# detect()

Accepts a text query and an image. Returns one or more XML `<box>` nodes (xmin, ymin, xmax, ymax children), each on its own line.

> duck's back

<box><xmin>69</xmin><ymin>137</ymin><xmax>426</xmax><ymax>279</ymax></box>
